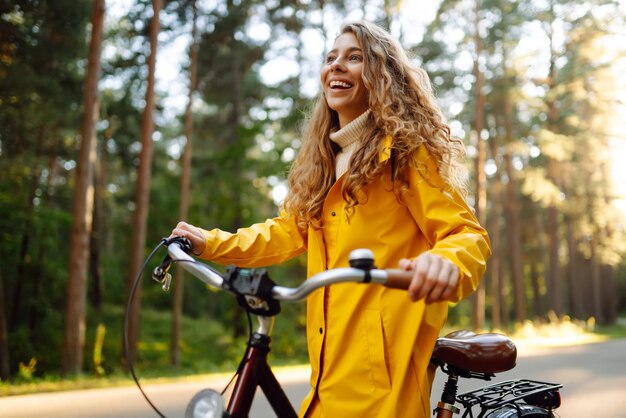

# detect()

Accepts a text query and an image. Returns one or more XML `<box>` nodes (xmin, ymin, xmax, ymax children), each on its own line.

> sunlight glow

<box><xmin>605</xmin><ymin>32</ymin><xmax>626</xmax><ymax>216</ymax></box>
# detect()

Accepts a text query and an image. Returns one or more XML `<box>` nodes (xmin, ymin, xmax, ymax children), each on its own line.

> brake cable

<box><xmin>123</xmin><ymin>238</ymin><xmax>254</xmax><ymax>417</ymax></box>
<box><xmin>124</xmin><ymin>238</ymin><xmax>169</xmax><ymax>418</ymax></box>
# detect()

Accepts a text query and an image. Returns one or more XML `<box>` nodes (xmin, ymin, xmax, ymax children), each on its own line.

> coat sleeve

<box><xmin>404</xmin><ymin>145</ymin><xmax>491</xmax><ymax>302</ymax></box>
<box><xmin>196</xmin><ymin>211</ymin><xmax>307</xmax><ymax>268</ymax></box>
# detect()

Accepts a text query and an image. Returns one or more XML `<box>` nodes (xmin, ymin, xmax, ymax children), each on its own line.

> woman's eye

<box><xmin>325</xmin><ymin>53</ymin><xmax>361</xmax><ymax>64</ymax></box>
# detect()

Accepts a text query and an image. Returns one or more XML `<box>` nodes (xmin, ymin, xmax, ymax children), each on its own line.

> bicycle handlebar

<box><xmin>162</xmin><ymin>238</ymin><xmax>414</xmax><ymax>303</ymax></box>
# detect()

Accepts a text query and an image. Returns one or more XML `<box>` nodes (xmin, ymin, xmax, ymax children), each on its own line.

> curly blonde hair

<box><xmin>284</xmin><ymin>21</ymin><xmax>467</xmax><ymax>231</ymax></box>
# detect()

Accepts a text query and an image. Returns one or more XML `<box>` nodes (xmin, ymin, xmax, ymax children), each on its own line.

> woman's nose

<box><xmin>330</xmin><ymin>59</ymin><xmax>346</xmax><ymax>72</ymax></box>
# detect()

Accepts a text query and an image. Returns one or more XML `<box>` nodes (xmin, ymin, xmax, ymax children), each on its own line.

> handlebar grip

<box><xmin>384</xmin><ymin>269</ymin><xmax>414</xmax><ymax>289</ymax></box>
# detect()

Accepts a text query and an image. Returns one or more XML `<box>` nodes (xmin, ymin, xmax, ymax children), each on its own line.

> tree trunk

<box><xmin>545</xmin><ymin>167</ymin><xmax>562</xmax><ymax>316</ymax></box>
<box><xmin>471</xmin><ymin>0</ymin><xmax>486</xmax><ymax>330</ymax></box>
<box><xmin>486</xmin><ymin>183</ymin><xmax>501</xmax><ymax>330</ymax></box>
<box><xmin>61</xmin><ymin>0</ymin><xmax>104</xmax><ymax>376</ymax></box>
<box><xmin>500</xmin><ymin>270</ymin><xmax>510</xmax><ymax>330</ymax></box>
<box><xmin>228</xmin><ymin>34</ymin><xmax>247</xmax><ymax>338</ymax></box>
<box><xmin>0</xmin><ymin>271</ymin><xmax>9</xmax><ymax>380</ymax></box>
<box><xmin>171</xmin><ymin>0</ymin><xmax>198</xmax><ymax>366</ymax></box>
<box><xmin>532</xmin><ymin>208</ymin><xmax>547</xmax><ymax>317</ymax></box>
<box><xmin>601</xmin><ymin>265</ymin><xmax>617</xmax><ymax>324</ymax></box>
<box><xmin>486</xmin><ymin>142</ymin><xmax>502</xmax><ymax>330</ymax></box>
<box><xmin>30</xmin><ymin>128</ymin><xmax>59</xmax><ymax>333</ymax></box>
<box><xmin>530</xmin><ymin>263</ymin><xmax>541</xmax><ymax>319</ymax></box>
<box><xmin>589</xmin><ymin>231</ymin><xmax>603</xmax><ymax>323</ymax></box>
<box><xmin>502</xmin><ymin>94</ymin><xmax>526</xmax><ymax>323</ymax></box>
<box><xmin>124</xmin><ymin>0</ymin><xmax>161</xmax><ymax>366</ymax></box>
<box><xmin>580</xmin><ymin>251</ymin><xmax>594</xmax><ymax>318</ymax></box>
<box><xmin>10</xmin><ymin>125</ymin><xmax>45</xmax><ymax>331</ymax></box>
<box><xmin>566</xmin><ymin>220</ymin><xmax>583</xmax><ymax>318</ymax></box>
<box><xmin>90</xmin><ymin>123</ymin><xmax>110</xmax><ymax>310</ymax></box>
<box><xmin>485</xmin><ymin>95</ymin><xmax>507</xmax><ymax>330</ymax></box>
<box><xmin>544</xmin><ymin>7</ymin><xmax>563</xmax><ymax>318</ymax></box>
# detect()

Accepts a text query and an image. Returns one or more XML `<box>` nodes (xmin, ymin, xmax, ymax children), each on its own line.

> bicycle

<box><xmin>133</xmin><ymin>236</ymin><xmax>562</xmax><ymax>418</ymax></box>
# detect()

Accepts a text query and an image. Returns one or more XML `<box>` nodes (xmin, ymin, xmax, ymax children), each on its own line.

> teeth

<box><xmin>330</xmin><ymin>80</ymin><xmax>352</xmax><ymax>88</ymax></box>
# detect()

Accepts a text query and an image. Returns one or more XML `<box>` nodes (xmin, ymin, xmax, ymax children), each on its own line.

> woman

<box><xmin>172</xmin><ymin>21</ymin><xmax>490</xmax><ymax>418</ymax></box>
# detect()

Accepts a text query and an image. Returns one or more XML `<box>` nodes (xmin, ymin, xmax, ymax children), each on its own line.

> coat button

<box><xmin>319</xmin><ymin>327</ymin><xmax>323</xmax><ymax>334</ymax></box>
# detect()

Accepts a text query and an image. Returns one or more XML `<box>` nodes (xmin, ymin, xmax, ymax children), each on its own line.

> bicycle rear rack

<box><xmin>456</xmin><ymin>379</ymin><xmax>562</xmax><ymax>417</ymax></box>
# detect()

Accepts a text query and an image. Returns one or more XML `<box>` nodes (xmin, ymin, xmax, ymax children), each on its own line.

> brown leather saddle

<box><xmin>431</xmin><ymin>330</ymin><xmax>517</xmax><ymax>375</ymax></box>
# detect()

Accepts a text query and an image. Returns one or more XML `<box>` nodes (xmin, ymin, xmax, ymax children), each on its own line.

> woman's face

<box><xmin>321</xmin><ymin>32</ymin><xmax>369</xmax><ymax>128</ymax></box>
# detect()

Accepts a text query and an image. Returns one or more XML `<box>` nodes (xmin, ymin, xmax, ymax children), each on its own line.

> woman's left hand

<box><xmin>398</xmin><ymin>253</ymin><xmax>459</xmax><ymax>304</ymax></box>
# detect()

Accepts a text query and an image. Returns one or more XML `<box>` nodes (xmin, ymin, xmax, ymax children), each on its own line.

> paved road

<box><xmin>1</xmin><ymin>339</ymin><xmax>625</xmax><ymax>417</ymax></box>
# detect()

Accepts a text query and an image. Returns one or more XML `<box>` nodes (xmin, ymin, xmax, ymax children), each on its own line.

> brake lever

<box><xmin>152</xmin><ymin>236</ymin><xmax>193</xmax><ymax>291</ymax></box>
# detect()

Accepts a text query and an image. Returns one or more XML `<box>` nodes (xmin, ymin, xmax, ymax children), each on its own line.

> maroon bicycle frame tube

<box><xmin>226</xmin><ymin>334</ymin><xmax>298</xmax><ymax>418</ymax></box>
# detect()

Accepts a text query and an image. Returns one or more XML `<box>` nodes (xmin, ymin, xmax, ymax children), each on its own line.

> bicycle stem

<box><xmin>256</xmin><ymin>315</ymin><xmax>275</xmax><ymax>336</ymax></box>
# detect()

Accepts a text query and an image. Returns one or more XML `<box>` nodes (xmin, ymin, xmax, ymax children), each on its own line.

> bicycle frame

<box><xmin>225</xmin><ymin>315</ymin><xmax>297</xmax><ymax>418</ymax></box>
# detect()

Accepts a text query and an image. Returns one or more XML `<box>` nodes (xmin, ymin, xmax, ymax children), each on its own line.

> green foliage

<box><xmin>82</xmin><ymin>302</ymin><xmax>307</xmax><ymax>378</ymax></box>
<box><xmin>17</xmin><ymin>358</ymin><xmax>37</xmax><ymax>382</ymax></box>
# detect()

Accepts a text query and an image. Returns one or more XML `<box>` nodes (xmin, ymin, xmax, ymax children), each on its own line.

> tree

<box><xmin>0</xmin><ymin>271</ymin><xmax>8</xmax><ymax>380</ymax></box>
<box><xmin>471</xmin><ymin>0</ymin><xmax>487</xmax><ymax>330</ymax></box>
<box><xmin>62</xmin><ymin>0</ymin><xmax>105</xmax><ymax>376</ymax></box>
<box><xmin>171</xmin><ymin>0</ymin><xmax>198</xmax><ymax>366</ymax></box>
<box><xmin>124</xmin><ymin>0</ymin><xmax>162</xmax><ymax>365</ymax></box>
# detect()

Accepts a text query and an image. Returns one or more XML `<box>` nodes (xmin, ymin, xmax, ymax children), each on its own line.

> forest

<box><xmin>1</xmin><ymin>0</ymin><xmax>626</xmax><ymax>383</ymax></box>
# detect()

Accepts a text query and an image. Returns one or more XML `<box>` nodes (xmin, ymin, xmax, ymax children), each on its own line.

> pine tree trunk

<box><xmin>601</xmin><ymin>265</ymin><xmax>617</xmax><ymax>324</ymax></box>
<box><xmin>544</xmin><ymin>7</ymin><xmax>563</xmax><ymax>318</ymax></box>
<box><xmin>90</xmin><ymin>127</ymin><xmax>108</xmax><ymax>310</ymax></box>
<box><xmin>471</xmin><ymin>0</ymin><xmax>486</xmax><ymax>330</ymax></box>
<box><xmin>486</xmin><ymin>183</ymin><xmax>501</xmax><ymax>330</ymax></box>
<box><xmin>171</xmin><ymin>0</ymin><xmax>198</xmax><ymax>366</ymax></box>
<box><xmin>590</xmin><ymin>232</ymin><xmax>603</xmax><ymax>323</ymax></box>
<box><xmin>530</xmin><ymin>263</ymin><xmax>541</xmax><ymax>318</ymax></box>
<box><xmin>546</xmin><ymin>167</ymin><xmax>562</xmax><ymax>316</ymax></box>
<box><xmin>502</xmin><ymin>95</ymin><xmax>526</xmax><ymax>323</ymax></box>
<box><xmin>230</xmin><ymin>50</ymin><xmax>247</xmax><ymax>339</ymax></box>
<box><xmin>581</xmin><ymin>252</ymin><xmax>594</xmax><ymax>318</ymax></box>
<box><xmin>61</xmin><ymin>0</ymin><xmax>104</xmax><ymax>376</ymax></box>
<box><xmin>10</xmin><ymin>125</ymin><xmax>45</xmax><ymax>330</ymax></box>
<box><xmin>566</xmin><ymin>220</ymin><xmax>583</xmax><ymax>319</ymax></box>
<box><xmin>532</xmin><ymin>208</ymin><xmax>547</xmax><ymax>317</ymax></box>
<box><xmin>503</xmin><ymin>153</ymin><xmax>526</xmax><ymax>323</ymax></box>
<box><xmin>30</xmin><ymin>128</ymin><xmax>58</xmax><ymax>333</ymax></box>
<box><xmin>486</xmin><ymin>109</ymin><xmax>504</xmax><ymax>330</ymax></box>
<box><xmin>124</xmin><ymin>0</ymin><xmax>161</xmax><ymax>365</ymax></box>
<box><xmin>0</xmin><ymin>271</ymin><xmax>9</xmax><ymax>380</ymax></box>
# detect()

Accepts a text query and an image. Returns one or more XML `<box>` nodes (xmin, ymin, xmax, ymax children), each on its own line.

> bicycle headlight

<box><xmin>184</xmin><ymin>389</ymin><xmax>225</xmax><ymax>418</ymax></box>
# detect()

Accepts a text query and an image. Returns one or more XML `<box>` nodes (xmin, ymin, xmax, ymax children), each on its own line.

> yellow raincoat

<box><xmin>197</xmin><ymin>140</ymin><xmax>490</xmax><ymax>417</ymax></box>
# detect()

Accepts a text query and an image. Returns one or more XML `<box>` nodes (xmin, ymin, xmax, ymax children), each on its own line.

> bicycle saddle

<box><xmin>431</xmin><ymin>330</ymin><xmax>517</xmax><ymax>374</ymax></box>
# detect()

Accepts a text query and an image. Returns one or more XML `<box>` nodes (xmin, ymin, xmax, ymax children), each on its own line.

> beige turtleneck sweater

<box><xmin>329</xmin><ymin>110</ymin><xmax>371</xmax><ymax>178</ymax></box>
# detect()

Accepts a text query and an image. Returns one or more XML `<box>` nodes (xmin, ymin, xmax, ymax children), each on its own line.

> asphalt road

<box><xmin>1</xmin><ymin>339</ymin><xmax>625</xmax><ymax>417</ymax></box>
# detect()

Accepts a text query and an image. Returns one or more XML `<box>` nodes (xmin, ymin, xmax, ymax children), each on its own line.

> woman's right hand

<box><xmin>170</xmin><ymin>221</ymin><xmax>206</xmax><ymax>256</ymax></box>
